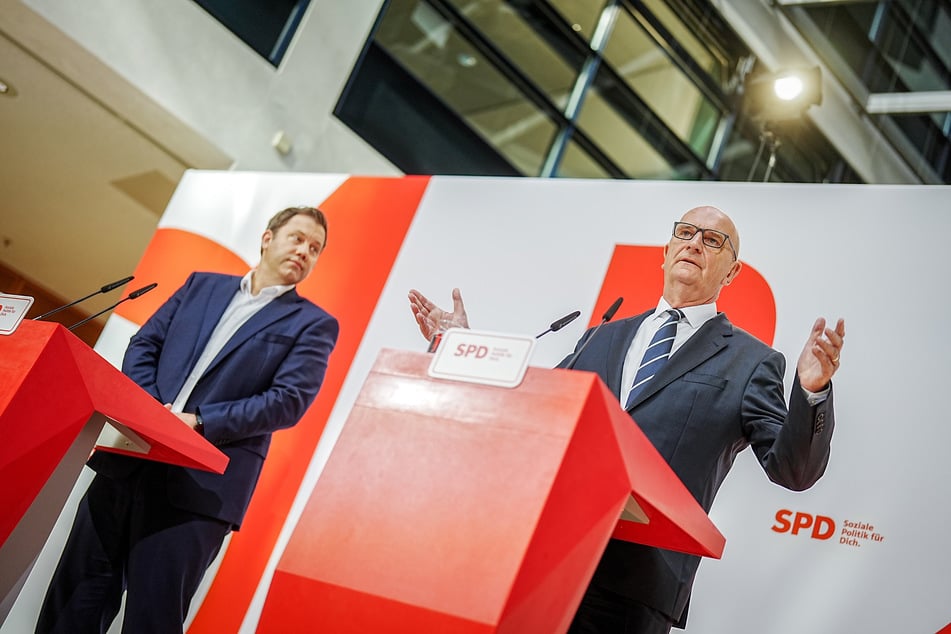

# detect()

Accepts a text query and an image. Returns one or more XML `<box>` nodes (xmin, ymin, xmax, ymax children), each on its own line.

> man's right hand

<box><xmin>408</xmin><ymin>288</ymin><xmax>469</xmax><ymax>340</ymax></box>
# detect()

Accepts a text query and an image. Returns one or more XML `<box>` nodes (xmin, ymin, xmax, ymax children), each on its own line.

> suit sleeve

<box><xmin>121</xmin><ymin>273</ymin><xmax>194</xmax><ymax>402</ymax></box>
<box><xmin>744</xmin><ymin>350</ymin><xmax>835</xmax><ymax>491</ymax></box>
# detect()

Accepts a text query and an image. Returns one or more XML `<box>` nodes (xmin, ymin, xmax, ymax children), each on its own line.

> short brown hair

<box><xmin>265</xmin><ymin>206</ymin><xmax>329</xmax><ymax>250</ymax></box>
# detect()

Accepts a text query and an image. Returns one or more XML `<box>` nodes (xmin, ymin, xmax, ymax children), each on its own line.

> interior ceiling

<box><xmin>0</xmin><ymin>7</ymin><xmax>231</xmax><ymax>326</ymax></box>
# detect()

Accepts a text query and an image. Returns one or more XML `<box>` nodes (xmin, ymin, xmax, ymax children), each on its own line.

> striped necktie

<box><xmin>625</xmin><ymin>309</ymin><xmax>684</xmax><ymax>409</ymax></box>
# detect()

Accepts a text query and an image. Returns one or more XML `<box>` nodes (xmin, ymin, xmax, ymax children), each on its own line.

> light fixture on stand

<box><xmin>744</xmin><ymin>67</ymin><xmax>822</xmax><ymax>181</ymax></box>
<box><xmin>746</xmin><ymin>128</ymin><xmax>781</xmax><ymax>182</ymax></box>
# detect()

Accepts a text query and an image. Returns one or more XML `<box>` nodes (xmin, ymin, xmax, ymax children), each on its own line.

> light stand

<box><xmin>742</xmin><ymin>66</ymin><xmax>822</xmax><ymax>182</ymax></box>
<box><xmin>746</xmin><ymin>127</ymin><xmax>781</xmax><ymax>182</ymax></box>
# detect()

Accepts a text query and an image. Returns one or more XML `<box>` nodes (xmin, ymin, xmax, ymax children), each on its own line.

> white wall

<box><xmin>22</xmin><ymin>0</ymin><xmax>399</xmax><ymax>176</ymax></box>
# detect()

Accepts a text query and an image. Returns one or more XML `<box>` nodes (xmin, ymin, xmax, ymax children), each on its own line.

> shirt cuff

<box><xmin>801</xmin><ymin>384</ymin><xmax>830</xmax><ymax>406</ymax></box>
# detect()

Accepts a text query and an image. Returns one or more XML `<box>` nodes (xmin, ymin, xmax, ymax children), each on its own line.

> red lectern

<box><xmin>0</xmin><ymin>321</ymin><xmax>228</xmax><ymax>620</ymax></box>
<box><xmin>257</xmin><ymin>349</ymin><xmax>723</xmax><ymax>633</ymax></box>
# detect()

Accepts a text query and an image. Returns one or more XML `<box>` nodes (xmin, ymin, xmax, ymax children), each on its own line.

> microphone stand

<box><xmin>32</xmin><ymin>276</ymin><xmax>134</xmax><ymax>320</ymax></box>
<box><xmin>67</xmin><ymin>283</ymin><xmax>157</xmax><ymax>331</ymax></box>
<box><xmin>563</xmin><ymin>297</ymin><xmax>623</xmax><ymax>370</ymax></box>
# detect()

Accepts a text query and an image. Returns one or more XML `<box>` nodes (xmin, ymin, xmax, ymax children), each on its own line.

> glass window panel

<box><xmin>467</xmin><ymin>99</ymin><xmax>559</xmax><ymax>175</ymax></box>
<box><xmin>602</xmin><ymin>9</ymin><xmax>720</xmax><ymax>158</ymax></box>
<box><xmin>640</xmin><ymin>0</ymin><xmax>725</xmax><ymax>84</ymax></box>
<box><xmin>688</xmin><ymin>97</ymin><xmax>720</xmax><ymax>161</ymax></box>
<box><xmin>548</xmin><ymin>0</ymin><xmax>609</xmax><ymax>43</ymax></box>
<box><xmin>557</xmin><ymin>140</ymin><xmax>611</xmax><ymax>178</ymax></box>
<box><xmin>898</xmin><ymin>0</ymin><xmax>951</xmax><ymax>70</ymax></box>
<box><xmin>575</xmin><ymin>88</ymin><xmax>673</xmax><ymax>178</ymax></box>
<box><xmin>809</xmin><ymin>3</ymin><xmax>949</xmax><ymax>93</ymax></box>
<box><xmin>926</xmin><ymin>4</ymin><xmax>951</xmax><ymax>69</ymax></box>
<box><xmin>879</xmin><ymin>9</ymin><xmax>949</xmax><ymax>92</ymax></box>
<box><xmin>444</xmin><ymin>0</ymin><xmax>578</xmax><ymax>110</ymax></box>
<box><xmin>806</xmin><ymin>4</ymin><xmax>884</xmax><ymax>86</ymax></box>
<box><xmin>376</xmin><ymin>0</ymin><xmax>558</xmax><ymax>175</ymax></box>
<box><xmin>889</xmin><ymin>113</ymin><xmax>949</xmax><ymax>166</ymax></box>
<box><xmin>800</xmin><ymin>1</ymin><xmax>948</xmax><ymax>181</ymax></box>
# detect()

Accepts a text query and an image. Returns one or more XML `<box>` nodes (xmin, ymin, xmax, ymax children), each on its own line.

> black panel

<box><xmin>193</xmin><ymin>0</ymin><xmax>308</xmax><ymax>65</ymax></box>
<box><xmin>335</xmin><ymin>44</ymin><xmax>521</xmax><ymax>176</ymax></box>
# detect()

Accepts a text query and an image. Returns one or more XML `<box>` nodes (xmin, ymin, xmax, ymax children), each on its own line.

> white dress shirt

<box><xmin>170</xmin><ymin>271</ymin><xmax>294</xmax><ymax>413</ymax></box>
<box><xmin>620</xmin><ymin>299</ymin><xmax>717</xmax><ymax>405</ymax></box>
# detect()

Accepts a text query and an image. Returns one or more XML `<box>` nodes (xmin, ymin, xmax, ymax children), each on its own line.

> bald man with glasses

<box><xmin>408</xmin><ymin>205</ymin><xmax>845</xmax><ymax>633</ymax></box>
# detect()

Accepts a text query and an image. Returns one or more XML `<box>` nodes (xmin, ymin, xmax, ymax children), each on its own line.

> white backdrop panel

<box><xmin>368</xmin><ymin>178</ymin><xmax>951</xmax><ymax>634</ymax></box>
<box><xmin>8</xmin><ymin>174</ymin><xmax>948</xmax><ymax>634</ymax></box>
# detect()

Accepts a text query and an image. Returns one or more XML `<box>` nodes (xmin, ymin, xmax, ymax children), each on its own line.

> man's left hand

<box><xmin>797</xmin><ymin>317</ymin><xmax>846</xmax><ymax>392</ymax></box>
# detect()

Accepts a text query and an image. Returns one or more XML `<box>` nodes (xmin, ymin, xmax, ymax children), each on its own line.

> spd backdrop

<box><xmin>7</xmin><ymin>172</ymin><xmax>950</xmax><ymax>634</ymax></box>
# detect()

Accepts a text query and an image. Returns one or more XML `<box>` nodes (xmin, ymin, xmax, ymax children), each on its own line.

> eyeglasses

<box><xmin>672</xmin><ymin>222</ymin><xmax>737</xmax><ymax>260</ymax></box>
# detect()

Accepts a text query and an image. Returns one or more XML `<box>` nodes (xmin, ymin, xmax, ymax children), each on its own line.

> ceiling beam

<box><xmin>774</xmin><ymin>0</ymin><xmax>867</xmax><ymax>6</ymax></box>
<box><xmin>866</xmin><ymin>91</ymin><xmax>951</xmax><ymax>114</ymax></box>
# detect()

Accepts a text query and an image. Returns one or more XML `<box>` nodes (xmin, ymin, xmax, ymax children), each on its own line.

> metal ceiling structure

<box><xmin>340</xmin><ymin>0</ymin><xmax>950</xmax><ymax>184</ymax></box>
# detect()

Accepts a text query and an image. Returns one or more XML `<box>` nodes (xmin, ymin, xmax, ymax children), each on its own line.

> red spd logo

<box><xmin>771</xmin><ymin>509</ymin><xmax>836</xmax><ymax>540</ymax></box>
<box><xmin>454</xmin><ymin>344</ymin><xmax>489</xmax><ymax>358</ymax></box>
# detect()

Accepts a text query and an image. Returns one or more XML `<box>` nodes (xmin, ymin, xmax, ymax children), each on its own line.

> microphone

<box><xmin>563</xmin><ymin>297</ymin><xmax>623</xmax><ymax>370</ymax></box>
<box><xmin>535</xmin><ymin>310</ymin><xmax>581</xmax><ymax>339</ymax></box>
<box><xmin>32</xmin><ymin>276</ymin><xmax>135</xmax><ymax>321</ymax></box>
<box><xmin>66</xmin><ymin>283</ymin><xmax>158</xmax><ymax>331</ymax></box>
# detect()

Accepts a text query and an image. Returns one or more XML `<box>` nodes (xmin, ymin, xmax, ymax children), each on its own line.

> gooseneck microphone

<box><xmin>67</xmin><ymin>282</ymin><xmax>158</xmax><ymax>331</ymax></box>
<box><xmin>602</xmin><ymin>297</ymin><xmax>624</xmax><ymax>321</ymax></box>
<box><xmin>535</xmin><ymin>310</ymin><xmax>581</xmax><ymax>339</ymax></box>
<box><xmin>32</xmin><ymin>276</ymin><xmax>135</xmax><ymax>321</ymax></box>
<box><xmin>563</xmin><ymin>297</ymin><xmax>623</xmax><ymax>370</ymax></box>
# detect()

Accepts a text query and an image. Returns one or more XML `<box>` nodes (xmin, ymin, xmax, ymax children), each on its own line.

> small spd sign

<box><xmin>428</xmin><ymin>328</ymin><xmax>535</xmax><ymax>388</ymax></box>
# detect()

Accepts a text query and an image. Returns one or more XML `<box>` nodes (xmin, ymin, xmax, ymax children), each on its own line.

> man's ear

<box><xmin>723</xmin><ymin>260</ymin><xmax>742</xmax><ymax>285</ymax></box>
<box><xmin>260</xmin><ymin>229</ymin><xmax>273</xmax><ymax>252</ymax></box>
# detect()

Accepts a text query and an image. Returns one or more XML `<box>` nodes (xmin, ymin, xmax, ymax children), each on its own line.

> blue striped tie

<box><xmin>625</xmin><ymin>309</ymin><xmax>684</xmax><ymax>409</ymax></box>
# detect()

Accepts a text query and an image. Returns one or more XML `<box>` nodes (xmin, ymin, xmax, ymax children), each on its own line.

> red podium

<box><xmin>0</xmin><ymin>321</ymin><xmax>228</xmax><ymax>619</ymax></box>
<box><xmin>257</xmin><ymin>349</ymin><xmax>724</xmax><ymax>633</ymax></box>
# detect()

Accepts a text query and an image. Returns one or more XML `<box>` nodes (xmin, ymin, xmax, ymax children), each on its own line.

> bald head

<box><xmin>662</xmin><ymin>205</ymin><xmax>742</xmax><ymax>307</ymax></box>
<box><xmin>681</xmin><ymin>206</ymin><xmax>740</xmax><ymax>258</ymax></box>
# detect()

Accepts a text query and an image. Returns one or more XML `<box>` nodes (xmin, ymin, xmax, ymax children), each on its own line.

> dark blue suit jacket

<box><xmin>561</xmin><ymin>309</ymin><xmax>834</xmax><ymax>622</ymax></box>
<box><xmin>89</xmin><ymin>272</ymin><xmax>339</xmax><ymax>529</ymax></box>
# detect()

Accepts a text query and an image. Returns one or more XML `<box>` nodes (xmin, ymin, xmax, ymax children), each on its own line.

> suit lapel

<box><xmin>185</xmin><ymin>277</ymin><xmax>241</xmax><ymax>374</ymax></box>
<box><xmin>201</xmin><ymin>289</ymin><xmax>303</xmax><ymax>377</ymax></box>
<box><xmin>625</xmin><ymin>313</ymin><xmax>733</xmax><ymax>411</ymax></box>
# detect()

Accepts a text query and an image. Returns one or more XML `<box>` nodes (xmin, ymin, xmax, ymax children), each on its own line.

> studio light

<box><xmin>743</xmin><ymin>67</ymin><xmax>822</xmax><ymax>181</ymax></box>
<box><xmin>746</xmin><ymin>66</ymin><xmax>822</xmax><ymax>122</ymax></box>
<box><xmin>773</xmin><ymin>74</ymin><xmax>804</xmax><ymax>101</ymax></box>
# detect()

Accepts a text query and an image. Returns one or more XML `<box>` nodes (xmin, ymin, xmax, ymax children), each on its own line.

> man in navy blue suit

<box><xmin>409</xmin><ymin>205</ymin><xmax>845</xmax><ymax>633</ymax></box>
<box><xmin>36</xmin><ymin>206</ymin><xmax>339</xmax><ymax>634</ymax></box>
